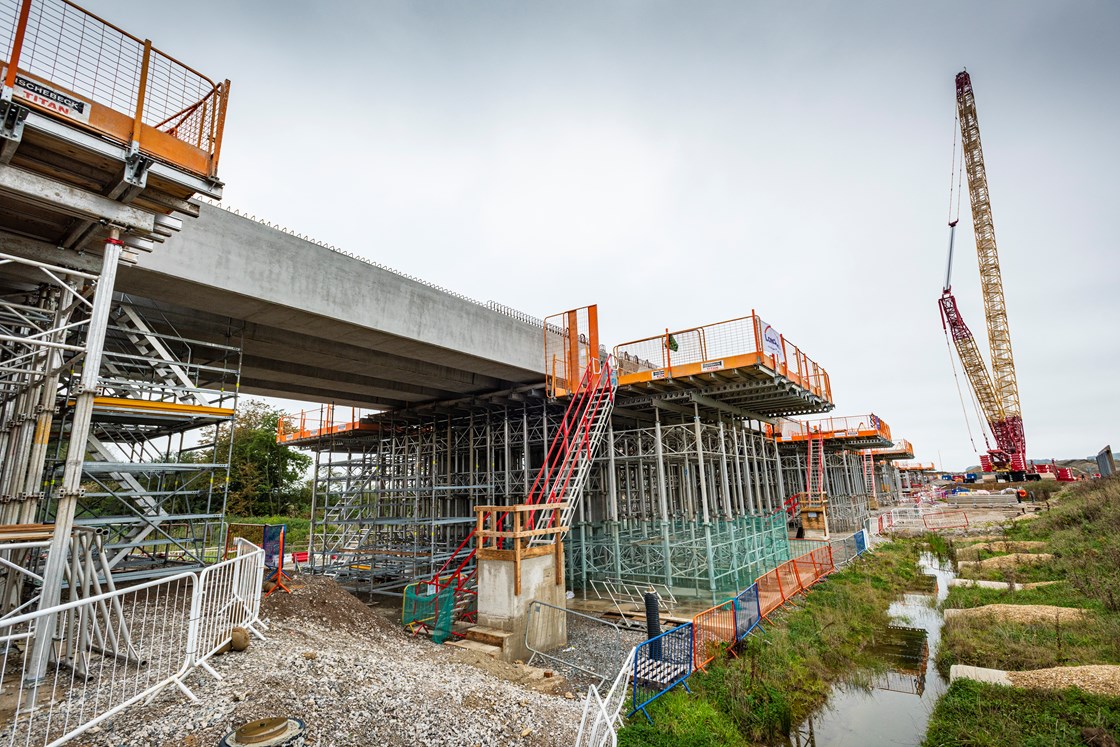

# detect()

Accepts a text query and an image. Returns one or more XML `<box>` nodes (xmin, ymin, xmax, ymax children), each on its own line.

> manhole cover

<box><xmin>219</xmin><ymin>717</ymin><xmax>307</xmax><ymax>747</ymax></box>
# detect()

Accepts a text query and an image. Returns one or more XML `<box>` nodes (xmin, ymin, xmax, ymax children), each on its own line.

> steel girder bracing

<box><xmin>42</xmin><ymin>298</ymin><xmax>241</xmax><ymax>579</ymax></box>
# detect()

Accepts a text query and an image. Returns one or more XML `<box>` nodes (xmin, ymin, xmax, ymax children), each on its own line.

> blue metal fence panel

<box><xmin>733</xmin><ymin>583</ymin><xmax>761</xmax><ymax>640</ymax></box>
<box><xmin>854</xmin><ymin>530</ymin><xmax>867</xmax><ymax>554</ymax></box>
<box><xmin>630</xmin><ymin>622</ymin><xmax>693</xmax><ymax>720</ymax></box>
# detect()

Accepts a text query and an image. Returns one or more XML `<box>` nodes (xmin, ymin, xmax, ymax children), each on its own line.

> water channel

<box><xmin>787</xmin><ymin>551</ymin><xmax>958</xmax><ymax>746</ymax></box>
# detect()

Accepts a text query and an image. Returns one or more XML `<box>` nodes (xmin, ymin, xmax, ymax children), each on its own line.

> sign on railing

<box><xmin>0</xmin><ymin>0</ymin><xmax>230</xmax><ymax>177</ymax></box>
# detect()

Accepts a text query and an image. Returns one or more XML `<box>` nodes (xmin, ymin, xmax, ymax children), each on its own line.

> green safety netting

<box><xmin>402</xmin><ymin>581</ymin><xmax>455</xmax><ymax>644</ymax></box>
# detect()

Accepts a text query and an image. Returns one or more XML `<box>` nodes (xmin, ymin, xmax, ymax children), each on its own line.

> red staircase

<box><xmin>424</xmin><ymin>359</ymin><xmax>616</xmax><ymax>629</ymax></box>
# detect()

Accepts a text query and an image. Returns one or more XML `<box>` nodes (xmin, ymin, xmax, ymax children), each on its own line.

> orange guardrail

<box><xmin>691</xmin><ymin>600</ymin><xmax>736</xmax><ymax>672</ymax></box>
<box><xmin>774</xmin><ymin>414</ymin><xmax>891</xmax><ymax>444</ymax></box>
<box><xmin>276</xmin><ymin>405</ymin><xmax>378</xmax><ymax>444</ymax></box>
<box><xmin>612</xmin><ymin>312</ymin><xmax>831</xmax><ymax>402</ymax></box>
<box><xmin>898</xmin><ymin>462</ymin><xmax>937</xmax><ymax>472</ymax></box>
<box><xmin>1</xmin><ymin>0</ymin><xmax>229</xmax><ymax>178</ymax></box>
<box><xmin>870</xmin><ymin>438</ymin><xmax>914</xmax><ymax>457</ymax></box>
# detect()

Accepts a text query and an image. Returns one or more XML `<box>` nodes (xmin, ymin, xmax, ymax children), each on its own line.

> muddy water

<box><xmin>787</xmin><ymin>552</ymin><xmax>956</xmax><ymax>747</ymax></box>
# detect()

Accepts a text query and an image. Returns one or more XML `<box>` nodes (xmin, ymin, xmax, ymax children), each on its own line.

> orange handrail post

<box><xmin>132</xmin><ymin>40</ymin><xmax>152</xmax><ymax>151</ymax></box>
<box><xmin>4</xmin><ymin>0</ymin><xmax>33</xmax><ymax>91</ymax></box>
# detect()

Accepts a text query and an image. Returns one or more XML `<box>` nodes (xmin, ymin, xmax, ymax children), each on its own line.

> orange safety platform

<box><xmin>613</xmin><ymin>313</ymin><xmax>831</xmax><ymax>404</ymax></box>
<box><xmin>774</xmin><ymin>414</ymin><xmax>892</xmax><ymax>449</ymax></box>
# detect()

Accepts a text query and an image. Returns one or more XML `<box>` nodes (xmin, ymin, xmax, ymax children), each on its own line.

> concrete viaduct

<box><xmin>117</xmin><ymin>203</ymin><xmax>547</xmax><ymax>409</ymax></box>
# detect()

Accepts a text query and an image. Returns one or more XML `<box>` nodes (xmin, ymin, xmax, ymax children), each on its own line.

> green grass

<box><xmin>924</xmin><ymin>532</ymin><xmax>952</xmax><ymax>561</ymax></box>
<box><xmin>943</xmin><ymin>581</ymin><xmax>1102</xmax><ymax>612</ymax></box>
<box><xmin>937</xmin><ymin>477</ymin><xmax>1120</xmax><ymax>675</ymax></box>
<box><xmin>923</xmin><ymin>678</ymin><xmax>1120</xmax><ymax>747</ymax></box>
<box><xmin>936</xmin><ymin>611</ymin><xmax>1120</xmax><ymax>674</ymax></box>
<box><xmin>618</xmin><ymin>541</ymin><xmax>922</xmax><ymax>744</ymax></box>
<box><xmin>618</xmin><ymin>689</ymin><xmax>751</xmax><ymax>747</ymax></box>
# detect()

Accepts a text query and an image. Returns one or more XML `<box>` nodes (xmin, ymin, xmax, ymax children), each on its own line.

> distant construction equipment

<box><xmin>940</xmin><ymin>70</ymin><xmax>1034</xmax><ymax>481</ymax></box>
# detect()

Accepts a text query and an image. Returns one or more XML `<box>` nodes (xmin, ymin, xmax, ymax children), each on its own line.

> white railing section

<box><xmin>1</xmin><ymin>573</ymin><xmax>196</xmax><ymax>747</ymax></box>
<box><xmin>180</xmin><ymin>537</ymin><xmax>266</xmax><ymax>686</ymax></box>
<box><xmin>0</xmin><ymin>539</ymin><xmax>265</xmax><ymax>747</ymax></box>
<box><xmin>575</xmin><ymin>647</ymin><xmax>635</xmax><ymax>747</ymax></box>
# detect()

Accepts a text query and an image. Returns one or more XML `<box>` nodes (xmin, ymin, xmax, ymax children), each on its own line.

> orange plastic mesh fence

<box><xmin>756</xmin><ymin>568</ymin><xmax>785</xmax><ymax>618</ymax></box>
<box><xmin>923</xmin><ymin>510</ymin><xmax>969</xmax><ymax>531</ymax></box>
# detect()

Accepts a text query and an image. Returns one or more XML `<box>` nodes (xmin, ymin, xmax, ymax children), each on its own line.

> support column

<box><xmin>654</xmin><ymin>412</ymin><xmax>673</xmax><ymax>590</ymax></box>
<box><xmin>29</xmin><ymin>230</ymin><xmax>122</xmax><ymax>683</ymax></box>
<box><xmin>692</xmin><ymin>405</ymin><xmax>717</xmax><ymax>599</ymax></box>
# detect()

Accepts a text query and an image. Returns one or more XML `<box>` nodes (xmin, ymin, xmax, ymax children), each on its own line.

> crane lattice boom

<box><xmin>941</xmin><ymin>71</ymin><xmax>1027</xmax><ymax>473</ymax></box>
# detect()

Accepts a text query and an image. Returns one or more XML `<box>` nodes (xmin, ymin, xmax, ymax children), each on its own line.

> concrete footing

<box><xmin>477</xmin><ymin>553</ymin><xmax>566</xmax><ymax>663</ymax></box>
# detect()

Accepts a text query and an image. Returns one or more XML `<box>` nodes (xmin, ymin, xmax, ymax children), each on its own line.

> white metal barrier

<box><xmin>184</xmin><ymin>538</ymin><xmax>267</xmax><ymax>684</ymax></box>
<box><xmin>1</xmin><ymin>572</ymin><xmax>196</xmax><ymax>747</ymax></box>
<box><xmin>575</xmin><ymin>647</ymin><xmax>635</xmax><ymax>747</ymax></box>
<box><xmin>0</xmin><ymin>539</ymin><xmax>264</xmax><ymax>747</ymax></box>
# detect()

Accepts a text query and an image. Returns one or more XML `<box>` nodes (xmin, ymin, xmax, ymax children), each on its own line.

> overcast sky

<box><xmin>99</xmin><ymin>1</ymin><xmax>1118</xmax><ymax>470</ymax></box>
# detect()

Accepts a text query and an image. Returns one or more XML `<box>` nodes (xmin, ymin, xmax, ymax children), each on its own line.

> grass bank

<box><xmin>617</xmin><ymin>540</ymin><xmax>921</xmax><ymax>746</ymax></box>
<box><xmin>937</xmin><ymin>477</ymin><xmax>1120</xmax><ymax>675</ymax></box>
<box><xmin>926</xmin><ymin>478</ymin><xmax>1120</xmax><ymax>746</ymax></box>
<box><xmin>924</xmin><ymin>678</ymin><xmax>1120</xmax><ymax>747</ymax></box>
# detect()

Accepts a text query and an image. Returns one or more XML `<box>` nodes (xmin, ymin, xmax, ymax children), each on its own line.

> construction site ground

<box><xmin>75</xmin><ymin>576</ymin><xmax>581</xmax><ymax>747</ymax></box>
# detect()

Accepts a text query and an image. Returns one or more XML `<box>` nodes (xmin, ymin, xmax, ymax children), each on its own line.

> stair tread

<box><xmin>465</xmin><ymin>625</ymin><xmax>514</xmax><ymax>638</ymax></box>
<box><xmin>447</xmin><ymin>639</ymin><xmax>502</xmax><ymax>656</ymax></box>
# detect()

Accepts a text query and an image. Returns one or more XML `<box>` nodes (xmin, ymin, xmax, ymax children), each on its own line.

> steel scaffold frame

<box><xmin>298</xmin><ymin>400</ymin><xmax>801</xmax><ymax>604</ymax></box>
<box><xmin>305</xmin><ymin>398</ymin><xmax>565</xmax><ymax>597</ymax></box>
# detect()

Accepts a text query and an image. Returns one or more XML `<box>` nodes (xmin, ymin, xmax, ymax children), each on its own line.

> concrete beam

<box><xmin>0</xmin><ymin>164</ymin><xmax>155</xmax><ymax>233</ymax></box>
<box><xmin>0</xmin><ymin>230</ymin><xmax>103</xmax><ymax>273</ymax></box>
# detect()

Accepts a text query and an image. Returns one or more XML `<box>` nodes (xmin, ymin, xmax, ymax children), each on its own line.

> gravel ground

<box><xmin>72</xmin><ymin>576</ymin><xmax>583</xmax><ymax>747</ymax></box>
<box><xmin>532</xmin><ymin>614</ymin><xmax>644</xmax><ymax>694</ymax></box>
<box><xmin>1009</xmin><ymin>665</ymin><xmax>1120</xmax><ymax>696</ymax></box>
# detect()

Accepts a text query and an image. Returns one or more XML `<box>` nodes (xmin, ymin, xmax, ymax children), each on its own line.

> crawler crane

<box><xmin>939</xmin><ymin>70</ymin><xmax>1034</xmax><ymax>482</ymax></box>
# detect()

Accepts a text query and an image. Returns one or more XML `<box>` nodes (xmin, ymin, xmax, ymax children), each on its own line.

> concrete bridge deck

<box><xmin>115</xmin><ymin>203</ymin><xmax>546</xmax><ymax>409</ymax></box>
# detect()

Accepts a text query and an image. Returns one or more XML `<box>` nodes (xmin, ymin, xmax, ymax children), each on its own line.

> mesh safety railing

<box><xmin>612</xmin><ymin>313</ymin><xmax>831</xmax><ymax>401</ymax></box>
<box><xmin>774</xmin><ymin>413</ymin><xmax>891</xmax><ymax>443</ymax></box>
<box><xmin>1</xmin><ymin>0</ymin><xmax>228</xmax><ymax>175</ymax></box>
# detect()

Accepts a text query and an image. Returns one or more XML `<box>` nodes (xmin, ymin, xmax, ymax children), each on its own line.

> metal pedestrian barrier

<box><xmin>630</xmin><ymin>623</ymin><xmax>693</xmax><ymax>721</ymax></box>
<box><xmin>580</xmin><ymin>533</ymin><xmax>876</xmax><ymax>741</ymax></box>
<box><xmin>692</xmin><ymin>600</ymin><xmax>736</xmax><ymax>671</ymax></box>
<box><xmin>0</xmin><ymin>540</ymin><xmax>265</xmax><ymax>747</ymax></box>
<box><xmin>733</xmin><ymin>584</ymin><xmax>762</xmax><ymax>641</ymax></box>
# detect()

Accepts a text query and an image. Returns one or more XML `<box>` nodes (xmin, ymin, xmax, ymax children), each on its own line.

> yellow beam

<box><xmin>74</xmin><ymin>396</ymin><xmax>234</xmax><ymax>418</ymax></box>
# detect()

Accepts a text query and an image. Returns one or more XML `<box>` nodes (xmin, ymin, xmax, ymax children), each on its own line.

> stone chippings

<box><xmin>547</xmin><ymin>614</ymin><xmax>644</xmax><ymax>694</ymax></box>
<box><xmin>81</xmin><ymin>577</ymin><xmax>583</xmax><ymax>747</ymax></box>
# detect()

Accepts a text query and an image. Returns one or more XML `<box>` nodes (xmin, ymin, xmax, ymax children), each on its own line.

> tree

<box><xmin>187</xmin><ymin>400</ymin><xmax>312</xmax><ymax>517</ymax></box>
